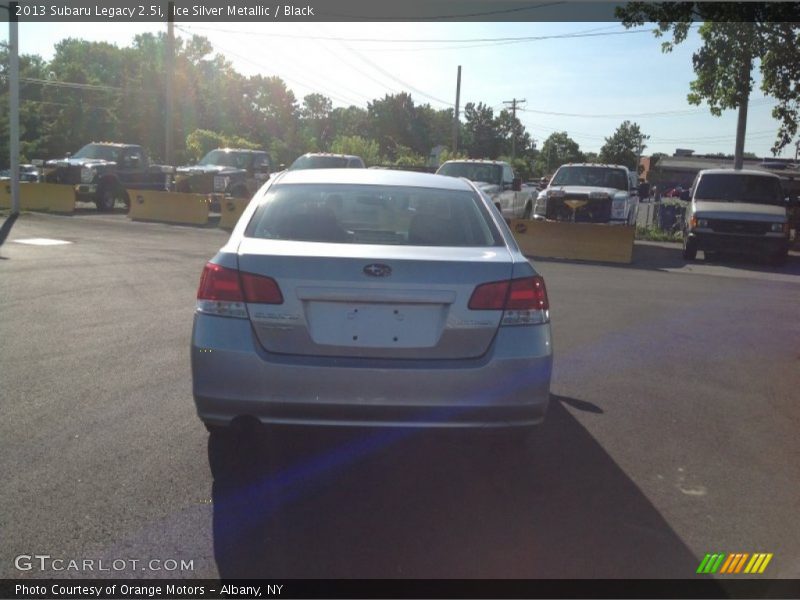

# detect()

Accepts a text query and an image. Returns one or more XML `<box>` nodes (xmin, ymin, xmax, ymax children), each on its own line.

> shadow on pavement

<box><xmin>697</xmin><ymin>250</ymin><xmax>800</xmax><ymax>276</ymax></box>
<box><xmin>530</xmin><ymin>242</ymin><xmax>686</xmax><ymax>272</ymax></box>
<box><xmin>210</xmin><ymin>398</ymin><xmax>699</xmax><ymax>578</ymax></box>
<box><xmin>534</xmin><ymin>242</ymin><xmax>800</xmax><ymax>275</ymax></box>
<box><xmin>0</xmin><ymin>211</ymin><xmax>19</xmax><ymax>246</ymax></box>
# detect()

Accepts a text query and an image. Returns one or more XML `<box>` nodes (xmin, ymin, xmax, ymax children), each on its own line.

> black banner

<box><xmin>3</xmin><ymin>579</ymin><xmax>800</xmax><ymax>599</ymax></box>
<box><xmin>2</xmin><ymin>1</ymin><xmax>800</xmax><ymax>23</ymax></box>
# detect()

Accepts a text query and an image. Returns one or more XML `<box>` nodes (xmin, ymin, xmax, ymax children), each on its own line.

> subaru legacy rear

<box><xmin>191</xmin><ymin>169</ymin><xmax>552</xmax><ymax>434</ymax></box>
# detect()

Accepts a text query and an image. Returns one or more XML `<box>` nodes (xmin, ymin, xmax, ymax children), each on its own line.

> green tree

<box><xmin>462</xmin><ymin>102</ymin><xmax>501</xmax><ymax>158</ymax></box>
<box><xmin>495</xmin><ymin>109</ymin><xmax>533</xmax><ymax>159</ymax></box>
<box><xmin>301</xmin><ymin>93</ymin><xmax>333</xmax><ymax>150</ymax></box>
<box><xmin>330</xmin><ymin>135</ymin><xmax>382</xmax><ymax>166</ymax></box>
<box><xmin>0</xmin><ymin>50</ymin><xmax>48</xmax><ymax>166</ymax></box>
<box><xmin>392</xmin><ymin>145</ymin><xmax>427</xmax><ymax>167</ymax></box>
<box><xmin>184</xmin><ymin>129</ymin><xmax>259</xmax><ymax>162</ymax></box>
<box><xmin>415</xmin><ymin>104</ymin><xmax>454</xmax><ymax>154</ymax></box>
<box><xmin>616</xmin><ymin>4</ymin><xmax>800</xmax><ymax>165</ymax></box>
<box><xmin>367</xmin><ymin>93</ymin><xmax>423</xmax><ymax>159</ymax></box>
<box><xmin>598</xmin><ymin>121</ymin><xmax>648</xmax><ymax>170</ymax></box>
<box><xmin>329</xmin><ymin>106</ymin><xmax>369</xmax><ymax>139</ymax></box>
<box><xmin>536</xmin><ymin>132</ymin><xmax>584</xmax><ymax>175</ymax></box>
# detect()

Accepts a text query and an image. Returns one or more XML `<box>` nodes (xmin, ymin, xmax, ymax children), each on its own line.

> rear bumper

<box><xmin>191</xmin><ymin>314</ymin><xmax>553</xmax><ymax>428</ymax></box>
<box><xmin>688</xmin><ymin>231</ymin><xmax>789</xmax><ymax>254</ymax></box>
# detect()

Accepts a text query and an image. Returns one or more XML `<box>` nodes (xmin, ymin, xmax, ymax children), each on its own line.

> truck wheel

<box><xmin>769</xmin><ymin>250</ymin><xmax>788</xmax><ymax>267</ymax></box>
<box><xmin>522</xmin><ymin>201</ymin><xmax>532</xmax><ymax>219</ymax></box>
<box><xmin>96</xmin><ymin>185</ymin><xmax>122</xmax><ymax>212</ymax></box>
<box><xmin>682</xmin><ymin>235</ymin><xmax>697</xmax><ymax>261</ymax></box>
<box><xmin>230</xmin><ymin>185</ymin><xmax>249</xmax><ymax>199</ymax></box>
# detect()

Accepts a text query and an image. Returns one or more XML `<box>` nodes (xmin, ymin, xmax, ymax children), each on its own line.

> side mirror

<box><xmin>511</xmin><ymin>177</ymin><xmax>522</xmax><ymax>192</ymax></box>
<box><xmin>494</xmin><ymin>201</ymin><xmax>502</xmax><ymax>213</ymax></box>
<box><xmin>680</xmin><ymin>189</ymin><xmax>691</xmax><ymax>201</ymax></box>
<box><xmin>279</xmin><ymin>163</ymin><xmax>286</xmax><ymax>171</ymax></box>
<box><xmin>65</xmin><ymin>152</ymin><xmax>72</xmax><ymax>158</ymax></box>
<box><xmin>787</xmin><ymin>196</ymin><xmax>799</xmax><ymax>208</ymax></box>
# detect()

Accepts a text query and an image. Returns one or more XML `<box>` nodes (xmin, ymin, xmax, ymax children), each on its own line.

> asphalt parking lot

<box><xmin>1</xmin><ymin>211</ymin><xmax>799</xmax><ymax>580</ymax></box>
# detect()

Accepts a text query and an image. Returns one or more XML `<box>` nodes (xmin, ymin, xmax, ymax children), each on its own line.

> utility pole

<box><xmin>733</xmin><ymin>23</ymin><xmax>754</xmax><ymax>170</ymax></box>
<box><xmin>503</xmin><ymin>98</ymin><xmax>526</xmax><ymax>159</ymax></box>
<box><xmin>165</xmin><ymin>1</ymin><xmax>175</xmax><ymax>165</ymax></box>
<box><xmin>9</xmin><ymin>1</ymin><xmax>19</xmax><ymax>215</ymax></box>
<box><xmin>452</xmin><ymin>66</ymin><xmax>461</xmax><ymax>154</ymax></box>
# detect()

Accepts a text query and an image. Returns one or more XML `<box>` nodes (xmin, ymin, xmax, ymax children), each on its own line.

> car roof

<box><xmin>296</xmin><ymin>152</ymin><xmax>363</xmax><ymax>161</ymax></box>
<box><xmin>274</xmin><ymin>168</ymin><xmax>473</xmax><ymax>190</ymax></box>
<box><xmin>557</xmin><ymin>163</ymin><xmax>629</xmax><ymax>170</ymax></box>
<box><xmin>441</xmin><ymin>159</ymin><xmax>507</xmax><ymax>166</ymax></box>
<box><xmin>215</xmin><ymin>148</ymin><xmax>267</xmax><ymax>154</ymax></box>
<box><xmin>698</xmin><ymin>168</ymin><xmax>780</xmax><ymax>179</ymax></box>
<box><xmin>87</xmin><ymin>142</ymin><xmax>139</xmax><ymax>148</ymax></box>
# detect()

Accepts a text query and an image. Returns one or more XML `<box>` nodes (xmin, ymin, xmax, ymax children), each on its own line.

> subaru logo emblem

<box><xmin>363</xmin><ymin>263</ymin><xmax>391</xmax><ymax>277</ymax></box>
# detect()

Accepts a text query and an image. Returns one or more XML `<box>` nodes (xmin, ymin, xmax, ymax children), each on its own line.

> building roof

<box><xmin>655</xmin><ymin>156</ymin><xmax>800</xmax><ymax>179</ymax></box>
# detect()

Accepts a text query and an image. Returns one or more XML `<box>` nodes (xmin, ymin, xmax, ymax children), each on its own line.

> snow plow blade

<box><xmin>510</xmin><ymin>219</ymin><xmax>635</xmax><ymax>264</ymax></box>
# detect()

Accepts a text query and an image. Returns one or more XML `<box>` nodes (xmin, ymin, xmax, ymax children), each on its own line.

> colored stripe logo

<box><xmin>697</xmin><ymin>553</ymin><xmax>773</xmax><ymax>574</ymax></box>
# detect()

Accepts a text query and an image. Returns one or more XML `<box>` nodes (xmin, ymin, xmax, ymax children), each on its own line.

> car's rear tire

<box><xmin>682</xmin><ymin>234</ymin><xmax>697</xmax><ymax>261</ymax></box>
<box><xmin>230</xmin><ymin>185</ymin><xmax>249</xmax><ymax>199</ymax></box>
<box><xmin>770</xmin><ymin>249</ymin><xmax>788</xmax><ymax>267</ymax></box>
<box><xmin>522</xmin><ymin>201</ymin><xmax>532</xmax><ymax>219</ymax></box>
<box><xmin>205</xmin><ymin>416</ymin><xmax>261</xmax><ymax>437</ymax></box>
<box><xmin>96</xmin><ymin>185</ymin><xmax>123</xmax><ymax>212</ymax></box>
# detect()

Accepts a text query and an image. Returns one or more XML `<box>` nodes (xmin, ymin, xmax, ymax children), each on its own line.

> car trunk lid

<box><xmin>237</xmin><ymin>238</ymin><xmax>513</xmax><ymax>359</ymax></box>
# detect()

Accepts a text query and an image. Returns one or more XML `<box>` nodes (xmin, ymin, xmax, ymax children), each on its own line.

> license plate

<box><xmin>306</xmin><ymin>302</ymin><xmax>445</xmax><ymax>348</ymax></box>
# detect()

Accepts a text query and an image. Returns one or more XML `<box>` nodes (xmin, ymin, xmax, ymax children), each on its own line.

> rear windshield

<box><xmin>245</xmin><ymin>183</ymin><xmax>502</xmax><ymax>247</ymax></box>
<box><xmin>289</xmin><ymin>155</ymin><xmax>350</xmax><ymax>170</ymax></box>
<box><xmin>550</xmin><ymin>166</ymin><xmax>629</xmax><ymax>191</ymax></box>
<box><xmin>695</xmin><ymin>174</ymin><xmax>785</xmax><ymax>206</ymax></box>
<box><xmin>438</xmin><ymin>162</ymin><xmax>502</xmax><ymax>186</ymax></box>
<box><xmin>199</xmin><ymin>150</ymin><xmax>251</xmax><ymax>169</ymax></box>
<box><xmin>72</xmin><ymin>144</ymin><xmax>122</xmax><ymax>163</ymax></box>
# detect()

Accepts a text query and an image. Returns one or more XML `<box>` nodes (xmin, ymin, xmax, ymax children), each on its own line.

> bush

<box><xmin>185</xmin><ymin>129</ymin><xmax>260</xmax><ymax>163</ymax></box>
<box><xmin>635</xmin><ymin>225</ymin><xmax>682</xmax><ymax>242</ymax></box>
<box><xmin>330</xmin><ymin>135</ymin><xmax>382</xmax><ymax>166</ymax></box>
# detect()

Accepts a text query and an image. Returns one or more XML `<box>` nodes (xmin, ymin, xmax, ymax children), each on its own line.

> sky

<box><xmin>3</xmin><ymin>20</ymin><xmax>794</xmax><ymax>159</ymax></box>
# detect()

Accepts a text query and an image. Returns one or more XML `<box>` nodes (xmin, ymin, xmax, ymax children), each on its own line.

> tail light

<box><xmin>469</xmin><ymin>276</ymin><xmax>549</xmax><ymax>325</ymax></box>
<box><xmin>197</xmin><ymin>263</ymin><xmax>283</xmax><ymax>318</ymax></box>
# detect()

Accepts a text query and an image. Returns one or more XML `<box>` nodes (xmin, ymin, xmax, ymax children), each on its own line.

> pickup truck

<box><xmin>532</xmin><ymin>163</ymin><xmax>639</xmax><ymax>225</ymax></box>
<box><xmin>681</xmin><ymin>168</ymin><xmax>793</xmax><ymax>265</ymax></box>
<box><xmin>435</xmin><ymin>159</ymin><xmax>533</xmax><ymax>220</ymax></box>
<box><xmin>174</xmin><ymin>148</ymin><xmax>272</xmax><ymax>199</ymax></box>
<box><xmin>43</xmin><ymin>143</ymin><xmax>174</xmax><ymax>211</ymax></box>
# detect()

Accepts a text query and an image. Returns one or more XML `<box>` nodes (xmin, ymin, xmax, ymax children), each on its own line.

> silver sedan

<box><xmin>191</xmin><ymin>168</ymin><xmax>553</xmax><ymax>435</ymax></box>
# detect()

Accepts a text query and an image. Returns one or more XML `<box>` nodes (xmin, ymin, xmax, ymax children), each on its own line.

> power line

<box><xmin>517</xmin><ymin>98</ymin><xmax>777</xmax><ymax>119</ymax></box>
<box><xmin>325</xmin><ymin>29</ymin><xmax>454</xmax><ymax>107</ymax></box>
<box><xmin>179</xmin><ymin>23</ymin><xmax>652</xmax><ymax>46</ymax></box>
<box><xmin>177</xmin><ymin>29</ymin><xmax>370</xmax><ymax>108</ymax></box>
<box><xmin>19</xmin><ymin>77</ymin><xmax>123</xmax><ymax>92</ymax></box>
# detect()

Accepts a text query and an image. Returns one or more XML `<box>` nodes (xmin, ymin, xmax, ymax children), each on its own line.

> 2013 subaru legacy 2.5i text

<box><xmin>191</xmin><ymin>168</ymin><xmax>553</xmax><ymax>439</ymax></box>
